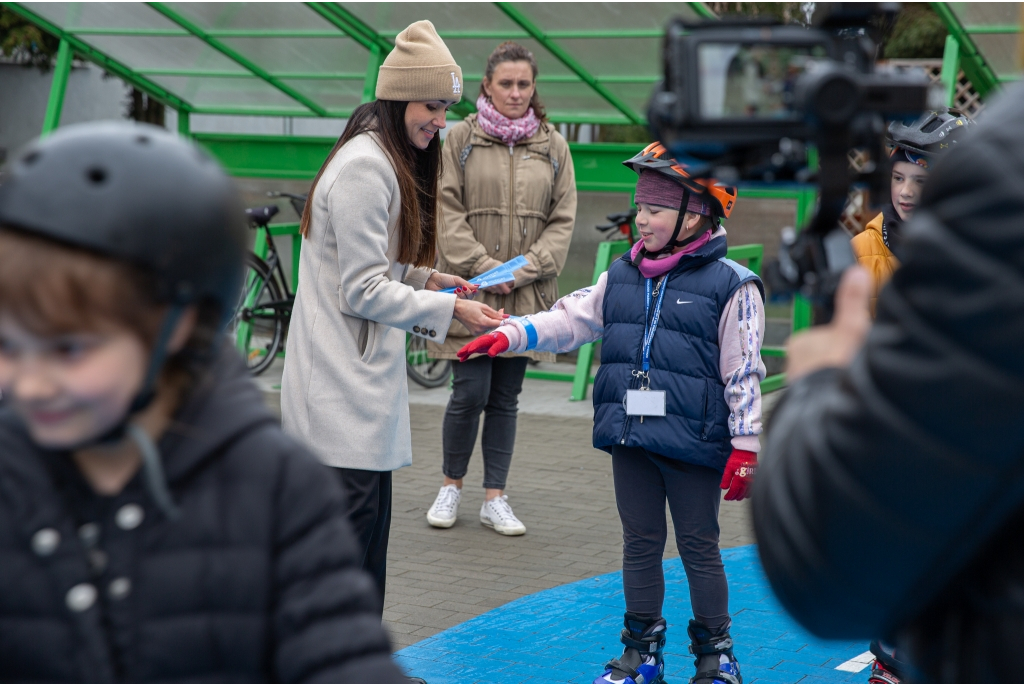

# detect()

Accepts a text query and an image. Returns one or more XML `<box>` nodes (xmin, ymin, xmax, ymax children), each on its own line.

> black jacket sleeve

<box><xmin>270</xmin><ymin>434</ymin><xmax>405</xmax><ymax>684</ymax></box>
<box><xmin>753</xmin><ymin>82</ymin><xmax>1024</xmax><ymax>640</ymax></box>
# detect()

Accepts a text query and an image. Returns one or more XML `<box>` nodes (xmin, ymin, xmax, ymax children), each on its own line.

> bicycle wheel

<box><xmin>406</xmin><ymin>334</ymin><xmax>452</xmax><ymax>388</ymax></box>
<box><xmin>231</xmin><ymin>253</ymin><xmax>284</xmax><ymax>376</ymax></box>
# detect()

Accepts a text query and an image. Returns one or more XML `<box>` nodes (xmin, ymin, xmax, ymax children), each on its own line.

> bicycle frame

<box><xmin>251</xmin><ymin>230</ymin><xmax>294</xmax><ymax>316</ymax></box>
<box><xmin>235</xmin><ymin>227</ymin><xmax>295</xmax><ymax>357</ymax></box>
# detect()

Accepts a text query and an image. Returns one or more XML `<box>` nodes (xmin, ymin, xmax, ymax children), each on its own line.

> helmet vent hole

<box><xmin>86</xmin><ymin>167</ymin><xmax>108</xmax><ymax>185</ymax></box>
<box><xmin>135</xmin><ymin>135</ymin><xmax>151</xmax><ymax>145</ymax></box>
<box><xmin>21</xmin><ymin>151</ymin><xmax>40</xmax><ymax>166</ymax></box>
<box><xmin>922</xmin><ymin>118</ymin><xmax>943</xmax><ymax>133</ymax></box>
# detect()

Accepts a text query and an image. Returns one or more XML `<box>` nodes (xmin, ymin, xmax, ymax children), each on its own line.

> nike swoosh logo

<box><xmin>676</xmin><ymin>299</ymin><xmax>693</xmax><ymax>305</ymax></box>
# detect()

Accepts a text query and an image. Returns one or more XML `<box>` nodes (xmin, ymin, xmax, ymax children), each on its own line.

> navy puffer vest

<box><xmin>592</xmin><ymin>236</ymin><xmax>763</xmax><ymax>471</ymax></box>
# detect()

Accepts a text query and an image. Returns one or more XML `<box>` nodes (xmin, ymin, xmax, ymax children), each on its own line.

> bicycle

<box><xmin>233</xmin><ymin>191</ymin><xmax>452</xmax><ymax>386</ymax></box>
<box><xmin>406</xmin><ymin>334</ymin><xmax>452</xmax><ymax>388</ymax></box>
<box><xmin>595</xmin><ymin>207</ymin><xmax>638</xmax><ymax>242</ymax></box>
<box><xmin>231</xmin><ymin>191</ymin><xmax>305</xmax><ymax>375</ymax></box>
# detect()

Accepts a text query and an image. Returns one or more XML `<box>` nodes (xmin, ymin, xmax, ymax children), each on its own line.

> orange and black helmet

<box><xmin>623</xmin><ymin>142</ymin><xmax>737</xmax><ymax>220</ymax></box>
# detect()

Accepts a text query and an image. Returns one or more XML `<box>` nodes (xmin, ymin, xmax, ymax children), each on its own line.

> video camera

<box><xmin>649</xmin><ymin>3</ymin><xmax>939</xmax><ymax>320</ymax></box>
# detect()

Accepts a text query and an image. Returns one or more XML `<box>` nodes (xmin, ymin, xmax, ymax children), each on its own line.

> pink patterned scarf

<box><xmin>629</xmin><ymin>232</ymin><xmax>714</xmax><ymax>279</ymax></box>
<box><xmin>475</xmin><ymin>95</ymin><xmax>540</xmax><ymax>147</ymax></box>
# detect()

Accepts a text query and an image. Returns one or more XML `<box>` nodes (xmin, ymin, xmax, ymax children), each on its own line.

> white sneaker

<box><xmin>426</xmin><ymin>485</ymin><xmax>461</xmax><ymax>528</ymax></box>
<box><xmin>479</xmin><ymin>495</ymin><xmax>526</xmax><ymax>536</ymax></box>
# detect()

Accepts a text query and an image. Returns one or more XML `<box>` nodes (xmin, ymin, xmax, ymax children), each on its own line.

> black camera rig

<box><xmin>649</xmin><ymin>3</ymin><xmax>937</xmax><ymax>320</ymax></box>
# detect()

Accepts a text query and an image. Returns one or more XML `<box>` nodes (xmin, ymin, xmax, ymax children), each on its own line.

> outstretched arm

<box><xmin>456</xmin><ymin>272</ymin><xmax>607</xmax><ymax>360</ymax></box>
<box><xmin>501</xmin><ymin>271</ymin><xmax>608</xmax><ymax>354</ymax></box>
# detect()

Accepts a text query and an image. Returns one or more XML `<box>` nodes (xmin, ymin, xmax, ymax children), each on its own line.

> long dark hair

<box><xmin>300</xmin><ymin>99</ymin><xmax>441</xmax><ymax>268</ymax></box>
<box><xmin>479</xmin><ymin>41</ymin><xmax>548</xmax><ymax>122</ymax></box>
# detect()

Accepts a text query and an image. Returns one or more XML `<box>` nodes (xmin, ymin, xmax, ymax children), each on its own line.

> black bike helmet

<box><xmin>887</xmin><ymin>108</ymin><xmax>975</xmax><ymax>159</ymax></box>
<box><xmin>0</xmin><ymin>121</ymin><xmax>246</xmax><ymax>327</ymax></box>
<box><xmin>0</xmin><ymin>123</ymin><xmax>246</xmax><ymax>474</ymax></box>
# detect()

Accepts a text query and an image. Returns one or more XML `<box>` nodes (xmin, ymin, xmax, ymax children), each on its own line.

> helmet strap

<box><xmin>70</xmin><ymin>305</ymin><xmax>186</xmax><ymax>449</ymax></box>
<box><xmin>650</xmin><ymin>188</ymin><xmax>713</xmax><ymax>257</ymax></box>
<box><xmin>128</xmin><ymin>304</ymin><xmax>185</xmax><ymax>415</ymax></box>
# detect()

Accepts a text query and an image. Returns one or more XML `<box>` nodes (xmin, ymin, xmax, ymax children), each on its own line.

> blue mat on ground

<box><xmin>396</xmin><ymin>545</ymin><xmax>873</xmax><ymax>684</ymax></box>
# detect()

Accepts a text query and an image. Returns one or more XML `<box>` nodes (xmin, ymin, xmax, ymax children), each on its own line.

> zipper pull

<box><xmin>509</xmin><ymin>145</ymin><xmax>514</xmax><ymax>156</ymax></box>
<box><xmin>495</xmin><ymin>243</ymin><xmax>500</xmax><ymax>252</ymax></box>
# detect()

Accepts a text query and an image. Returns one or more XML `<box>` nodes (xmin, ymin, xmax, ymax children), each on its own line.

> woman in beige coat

<box><xmin>280</xmin><ymin>21</ymin><xmax>503</xmax><ymax>610</ymax></box>
<box><xmin>425</xmin><ymin>42</ymin><xmax>577</xmax><ymax>535</ymax></box>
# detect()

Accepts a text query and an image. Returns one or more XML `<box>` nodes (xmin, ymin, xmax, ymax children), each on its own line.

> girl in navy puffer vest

<box><xmin>458</xmin><ymin>144</ymin><xmax>766</xmax><ymax>685</ymax></box>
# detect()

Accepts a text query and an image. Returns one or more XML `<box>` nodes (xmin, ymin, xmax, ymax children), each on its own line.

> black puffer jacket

<box><xmin>754</xmin><ymin>82</ymin><xmax>1024</xmax><ymax>680</ymax></box>
<box><xmin>0</xmin><ymin>346</ymin><xmax>404</xmax><ymax>682</ymax></box>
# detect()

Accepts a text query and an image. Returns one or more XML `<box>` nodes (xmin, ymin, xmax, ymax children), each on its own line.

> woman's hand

<box><xmin>453</xmin><ymin>300</ymin><xmax>506</xmax><ymax>336</ymax></box>
<box><xmin>483</xmin><ymin>280</ymin><xmax>514</xmax><ymax>295</ymax></box>
<box><xmin>426</xmin><ymin>272</ymin><xmax>478</xmax><ymax>299</ymax></box>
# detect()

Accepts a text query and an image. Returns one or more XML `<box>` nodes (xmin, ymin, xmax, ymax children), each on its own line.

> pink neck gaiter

<box><xmin>629</xmin><ymin>231</ymin><xmax>714</xmax><ymax>279</ymax></box>
<box><xmin>475</xmin><ymin>95</ymin><xmax>540</xmax><ymax>148</ymax></box>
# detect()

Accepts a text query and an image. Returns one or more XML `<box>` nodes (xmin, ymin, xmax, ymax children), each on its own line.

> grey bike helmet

<box><xmin>0</xmin><ymin>121</ymin><xmax>246</xmax><ymax>327</ymax></box>
<box><xmin>887</xmin><ymin>108</ymin><xmax>976</xmax><ymax>159</ymax></box>
<box><xmin>0</xmin><ymin>122</ymin><xmax>246</xmax><ymax>430</ymax></box>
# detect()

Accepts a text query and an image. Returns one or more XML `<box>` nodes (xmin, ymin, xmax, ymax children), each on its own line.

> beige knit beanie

<box><xmin>375</xmin><ymin>20</ymin><xmax>463</xmax><ymax>102</ymax></box>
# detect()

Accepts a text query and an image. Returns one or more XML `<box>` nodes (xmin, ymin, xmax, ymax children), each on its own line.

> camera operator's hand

<box><xmin>785</xmin><ymin>267</ymin><xmax>872</xmax><ymax>382</ymax></box>
<box><xmin>720</xmin><ymin>449</ymin><xmax>757</xmax><ymax>501</ymax></box>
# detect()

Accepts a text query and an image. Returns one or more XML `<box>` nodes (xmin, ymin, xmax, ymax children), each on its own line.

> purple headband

<box><xmin>634</xmin><ymin>170</ymin><xmax>711</xmax><ymax>216</ymax></box>
<box><xmin>890</xmin><ymin>146</ymin><xmax>930</xmax><ymax>170</ymax></box>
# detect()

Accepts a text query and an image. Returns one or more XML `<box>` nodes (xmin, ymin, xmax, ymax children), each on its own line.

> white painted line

<box><xmin>835</xmin><ymin>650</ymin><xmax>875</xmax><ymax>672</ymax></box>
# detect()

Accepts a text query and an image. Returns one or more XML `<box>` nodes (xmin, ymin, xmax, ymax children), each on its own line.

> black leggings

<box><xmin>612</xmin><ymin>445</ymin><xmax>729</xmax><ymax>633</ymax></box>
<box><xmin>442</xmin><ymin>355</ymin><xmax>529</xmax><ymax>490</ymax></box>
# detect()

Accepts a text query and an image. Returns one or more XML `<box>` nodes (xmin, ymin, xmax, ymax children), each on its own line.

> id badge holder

<box><xmin>625</xmin><ymin>388</ymin><xmax>666</xmax><ymax>419</ymax></box>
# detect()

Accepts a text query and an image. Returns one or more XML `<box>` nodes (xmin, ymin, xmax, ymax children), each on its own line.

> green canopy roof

<box><xmin>6</xmin><ymin>1</ymin><xmax>715</xmax><ymax>124</ymax></box>
<box><xmin>933</xmin><ymin>1</ymin><xmax>1021</xmax><ymax>98</ymax></box>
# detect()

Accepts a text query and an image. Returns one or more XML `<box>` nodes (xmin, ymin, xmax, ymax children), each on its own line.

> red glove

<box><xmin>456</xmin><ymin>332</ymin><xmax>509</xmax><ymax>362</ymax></box>
<box><xmin>720</xmin><ymin>449</ymin><xmax>757</xmax><ymax>501</ymax></box>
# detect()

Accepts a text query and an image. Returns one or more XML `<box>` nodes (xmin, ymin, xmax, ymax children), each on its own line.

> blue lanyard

<box><xmin>641</xmin><ymin>277</ymin><xmax>667</xmax><ymax>373</ymax></box>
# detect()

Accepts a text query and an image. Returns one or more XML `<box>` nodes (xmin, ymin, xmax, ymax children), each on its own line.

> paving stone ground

<box><xmin>258</xmin><ymin>360</ymin><xmax>778</xmax><ymax>654</ymax></box>
<box><xmin>384</xmin><ymin>373</ymin><xmax>772</xmax><ymax>650</ymax></box>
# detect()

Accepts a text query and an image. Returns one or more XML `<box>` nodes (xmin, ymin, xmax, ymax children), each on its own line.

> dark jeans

<box><xmin>442</xmin><ymin>355</ymin><xmax>529</xmax><ymax>490</ymax></box>
<box><xmin>333</xmin><ymin>467</ymin><xmax>391</xmax><ymax>616</ymax></box>
<box><xmin>612</xmin><ymin>445</ymin><xmax>729</xmax><ymax>633</ymax></box>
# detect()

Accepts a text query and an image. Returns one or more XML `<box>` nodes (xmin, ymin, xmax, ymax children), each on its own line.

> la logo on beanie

<box><xmin>451</xmin><ymin>72</ymin><xmax>462</xmax><ymax>95</ymax></box>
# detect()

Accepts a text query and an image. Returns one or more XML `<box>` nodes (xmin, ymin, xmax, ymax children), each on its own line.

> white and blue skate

<box><xmin>687</xmin><ymin>619</ymin><xmax>742</xmax><ymax>684</ymax></box>
<box><xmin>594</xmin><ymin>613</ymin><xmax>667</xmax><ymax>684</ymax></box>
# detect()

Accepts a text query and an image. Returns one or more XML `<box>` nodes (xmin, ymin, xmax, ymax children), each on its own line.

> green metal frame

<box><xmin>8</xmin><ymin>0</ymin><xmax>724</xmax><ymax>125</ymax></box>
<box><xmin>940</xmin><ymin>34</ymin><xmax>961</xmax><ymax>107</ymax></box>
<box><xmin>146</xmin><ymin>2</ymin><xmax>329</xmax><ymax>116</ymax></box>
<box><xmin>930</xmin><ymin>2</ymin><xmax>1002</xmax><ymax>98</ymax></box>
<box><xmin>41</xmin><ymin>38</ymin><xmax>73</xmax><ymax>135</ymax></box>
<box><xmin>306</xmin><ymin>2</ymin><xmax>477</xmax><ymax>119</ymax></box>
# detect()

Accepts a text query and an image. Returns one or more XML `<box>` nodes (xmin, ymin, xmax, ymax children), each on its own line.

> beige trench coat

<box><xmin>281</xmin><ymin>132</ymin><xmax>457</xmax><ymax>471</ymax></box>
<box><xmin>429</xmin><ymin>115</ymin><xmax>577</xmax><ymax>361</ymax></box>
